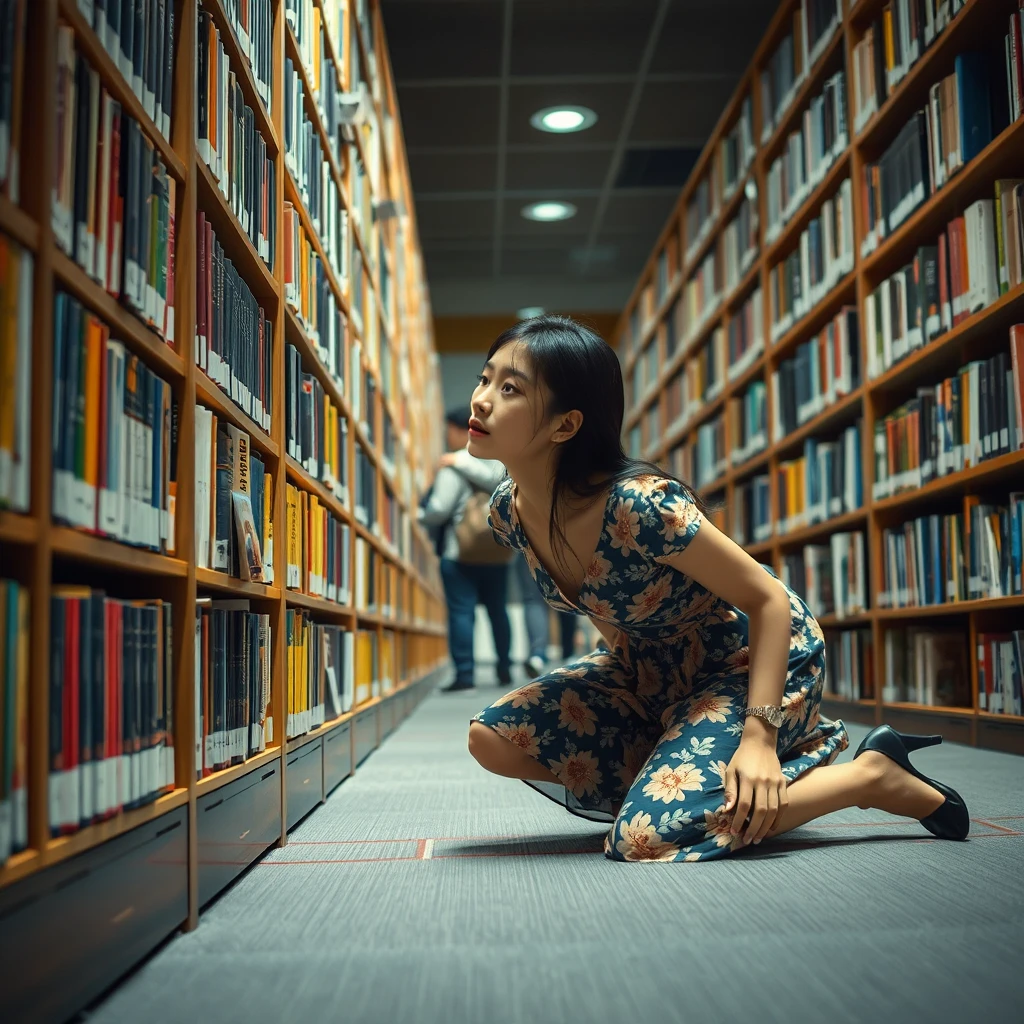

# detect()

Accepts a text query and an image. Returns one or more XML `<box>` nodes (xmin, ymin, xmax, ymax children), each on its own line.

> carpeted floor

<box><xmin>87</xmin><ymin>671</ymin><xmax>1024</xmax><ymax>1024</ymax></box>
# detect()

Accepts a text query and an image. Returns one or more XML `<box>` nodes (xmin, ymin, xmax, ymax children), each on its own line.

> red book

<box><xmin>1010</xmin><ymin>324</ymin><xmax>1024</xmax><ymax>449</ymax></box>
<box><xmin>107</xmin><ymin>107</ymin><xmax>123</xmax><ymax>298</ymax></box>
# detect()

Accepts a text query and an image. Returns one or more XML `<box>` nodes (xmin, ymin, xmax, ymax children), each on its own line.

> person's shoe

<box><xmin>496</xmin><ymin>668</ymin><xmax>512</xmax><ymax>688</ymax></box>
<box><xmin>854</xmin><ymin>725</ymin><xmax>970</xmax><ymax>840</ymax></box>
<box><xmin>442</xmin><ymin>678</ymin><xmax>475</xmax><ymax>693</ymax></box>
<box><xmin>525</xmin><ymin>655</ymin><xmax>545</xmax><ymax>678</ymax></box>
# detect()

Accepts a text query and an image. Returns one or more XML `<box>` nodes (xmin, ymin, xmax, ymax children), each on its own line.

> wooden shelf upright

<box><xmin>617</xmin><ymin>0</ymin><xmax>1024</xmax><ymax>756</ymax></box>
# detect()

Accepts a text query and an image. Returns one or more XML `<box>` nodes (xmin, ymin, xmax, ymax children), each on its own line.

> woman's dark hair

<box><xmin>487</xmin><ymin>313</ymin><xmax>713</xmax><ymax>578</ymax></box>
<box><xmin>445</xmin><ymin>406</ymin><xmax>470</xmax><ymax>429</ymax></box>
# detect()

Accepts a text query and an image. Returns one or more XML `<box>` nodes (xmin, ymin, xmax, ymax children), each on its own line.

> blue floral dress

<box><xmin>472</xmin><ymin>474</ymin><xmax>849</xmax><ymax>862</ymax></box>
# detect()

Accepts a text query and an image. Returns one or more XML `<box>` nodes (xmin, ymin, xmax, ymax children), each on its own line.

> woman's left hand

<box><xmin>723</xmin><ymin>737</ymin><xmax>788</xmax><ymax>846</ymax></box>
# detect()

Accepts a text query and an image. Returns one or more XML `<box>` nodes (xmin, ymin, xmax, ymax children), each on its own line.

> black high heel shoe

<box><xmin>854</xmin><ymin>725</ymin><xmax>970</xmax><ymax>840</ymax></box>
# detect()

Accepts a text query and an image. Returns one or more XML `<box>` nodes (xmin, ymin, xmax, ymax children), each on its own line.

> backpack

<box><xmin>454</xmin><ymin>486</ymin><xmax>514</xmax><ymax>565</ymax></box>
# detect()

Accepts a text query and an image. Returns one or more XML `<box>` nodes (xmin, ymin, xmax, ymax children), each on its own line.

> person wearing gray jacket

<box><xmin>419</xmin><ymin>409</ymin><xmax>511</xmax><ymax>691</ymax></box>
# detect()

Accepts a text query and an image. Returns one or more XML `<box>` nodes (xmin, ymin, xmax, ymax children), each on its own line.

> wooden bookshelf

<box><xmin>617</xmin><ymin>0</ymin><xmax>1024</xmax><ymax>755</ymax></box>
<box><xmin>0</xmin><ymin>4</ymin><xmax>448</xmax><ymax>1018</ymax></box>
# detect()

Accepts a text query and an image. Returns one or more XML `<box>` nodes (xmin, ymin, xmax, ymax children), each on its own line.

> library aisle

<box><xmin>89</xmin><ymin>679</ymin><xmax>1024</xmax><ymax>1024</ymax></box>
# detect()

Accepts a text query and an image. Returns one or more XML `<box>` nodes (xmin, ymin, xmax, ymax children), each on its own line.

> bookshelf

<box><xmin>0</xmin><ymin>2</ymin><xmax>447</xmax><ymax>1019</ymax></box>
<box><xmin>618</xmin><ymin>0</ymin><xmax>1024</xmax><ymax>756</ymax></box>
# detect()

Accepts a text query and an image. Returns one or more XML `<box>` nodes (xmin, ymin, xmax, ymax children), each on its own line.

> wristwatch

<box><xmin>742</xmin><ymin>705</ymin><xmax>785</xmax><ymax>729</ymax></box>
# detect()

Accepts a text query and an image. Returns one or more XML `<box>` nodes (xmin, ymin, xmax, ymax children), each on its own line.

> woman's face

<box><xmin>467</xmin><ymin>342</ymin><xmax>554</xmax><ymax>467</ymax></box>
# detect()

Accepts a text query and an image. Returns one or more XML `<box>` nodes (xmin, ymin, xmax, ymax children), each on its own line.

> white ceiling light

<box><xmin>530</xmin><ymin>105</ymin><xmax>598</xmax><ymax>134</ymax></box>
<box><xmin>521</xmin><ymin>201</ymin><xmax>577</xmax><ymax>222</ymax></box>
<box><xmin>517</xmin><ymin>306</ymin><xmax>545</xmax><ymax>319</ymax></box>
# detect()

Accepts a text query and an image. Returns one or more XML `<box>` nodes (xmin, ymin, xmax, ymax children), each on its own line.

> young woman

<box><xmin>465</xmin><ymin>314</ymin><xmax>970</xmax><ymax>862</ymax></box>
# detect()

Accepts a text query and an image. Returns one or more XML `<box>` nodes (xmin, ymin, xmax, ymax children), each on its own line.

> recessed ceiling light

<box><xmin>517</xmin><ymin>306</ymin><xmax>545</xmax><ymax>319</ymax></box>
<box><xmin>521</xmin><ymin>201</ymin><xmax>577</xmax><ymax>222</ymax></box>
<box><xmin>530</xmin><ymin>105</ymin><xmax>598</xmax><ymax>134</ymax></box>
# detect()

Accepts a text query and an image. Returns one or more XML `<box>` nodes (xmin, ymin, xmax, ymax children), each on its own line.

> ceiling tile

<box><xmin>509</xmin><ymin>0</ymin><xmax>660</xmax><ymax>75</ymax></box>
<box><xmin>599</xmin><ymin>193</ymin><xmax>679</xmax><ymax>238</ymax></box>
<box><xmin>397</xmin><ymin>85</ymin><xmax>501</xmax><ymax>148</ymax></box>
<box><xmin>500</xmin><ymin>247</ymin><xmax>574</xmax><ymax>277</ymax></box>
<box><xmin>504</xmin><ymin>150</ymin><xmax>611</xmax><ymax>191</ymax></box>
<box><xmin>416</xmin><ymin>198</ymin><xmax>495</xmax><ymax>241</ymax></box>
<box><xmin>629</xmin><ymin>80</ymin><xmax>737</xmax><ymax>142</ymax></box>
<box><xmin>408</xmin><ymin>150</ymin><xmax>498</xmax><ymax>193</ymax></box>
<box><xmin>506</xmin><ymin>81</ymin><xmax>631</xmax><ymax>146</ymax></box>
<box><xmin>651</xmin><ymin>1</ymin><xmax>771</xmax><ymax>76</ymax></box>
<box><xmin>381</xmin><ymin>1</ymin><xmax>504</xmax><ymax>79</ymax></box>
<box><xmin>422</xmin><ymin>246</ymin><xmax>496</xmax><ymax>283</ymax></box>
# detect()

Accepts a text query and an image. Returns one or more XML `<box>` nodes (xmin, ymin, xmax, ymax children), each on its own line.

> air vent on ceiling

<box><xmin>615</xmin><ymin>147</ymin><xmax>700</xmax><ymax>189</ymax></box>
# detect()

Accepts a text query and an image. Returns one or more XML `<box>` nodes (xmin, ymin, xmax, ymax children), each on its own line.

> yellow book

<box><xmin>299</xmin><ymin>489</ymin><xmax>308</xmax><ymax>592</ymax></box>
<box><xmin>287</xmin><ymin>608</ymin><xmax>295</xmax><ymax>735</ymax></box>
<box><xmin>309</xmin><ymin>492</ymin><xmax>320</xmax><ymax>593</ymax></box>
<box><xmin>82</xmin><ymin>316</ymin><xmax>105</xmax><ymax>529</ymax></box>
<box><xmin>882</xmin><ymin>6</ymin><xmax>895</xmax><ymax>76</ymax></box>
<box><xmin>286</xmin><ymin>483</ymin><xmax>299</xmax><ymax>588</ymax></box>
<box><xmin>263</xmin><ymin>471</ymin><xmax>274</xmax><ymax>583</ymax></box>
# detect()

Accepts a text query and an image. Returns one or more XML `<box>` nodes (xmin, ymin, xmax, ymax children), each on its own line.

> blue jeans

<box><xmin>441</xmin><ymin>558</ymin><xmax>511</xmax><ymax>685</ymax></box>
<box><xmin>514</xmin><ymin>555</ymin><xmax>549</xmax><ymax>660</ymax></box>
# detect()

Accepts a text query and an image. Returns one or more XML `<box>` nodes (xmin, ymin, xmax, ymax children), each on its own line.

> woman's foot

<box><xmin>856</xmin><ymin>751</ymin><xmax>947</xmax><ymax>819</ymax></box>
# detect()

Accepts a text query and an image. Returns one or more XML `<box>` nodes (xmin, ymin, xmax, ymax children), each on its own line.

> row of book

<box><xmin>851</xmin><ymin>1</ymin><xmax>975</xmax><ymax>136</ymax></box>
<box><xmin>76</xmin><ymin>0</ymin><xmax>176</xmax><ymax>142</ymax></box>
<box><xmin>284</xmin><ymin>481</ymin><xmax>351</xmax><ymax>604</ymax></box>
<box><xmin>760</xmin><ymin>0</ymin><xmax>843</xmax><ymax>146</ymax></box>
<box><xmin>860</xmin><ymin>52</ymin><xmax>1004</xmax><ymax>255</ymax></box>
<box><xmin>286</xmin><ymin>0</ymin><xmax>351</xmax><ymax>178</ymax></box>
<box><xmin>221</xmin><ymin>0</ymin><xmax>274</xmax><ymax>114</ymax></box>
<box><xmin>781</xmin><ymin>530</ymin><xmax>868</xmax><ymax>621</ymax></box>
<box><xmin>284</xmin><ymin>204</ymin><xmax>350</xmax><ymax>395</ymax></box>
<box><xmin>825</xmin><ymin>628</ymin><xmax>874</xmax><ymax>701</ymax></box>
<box><xmin>680</xmin><ymin>249</ymin><xmax>721</xmax><ymax>348</ymax></box>
<box><xmin>769</xmin><ymin>177</ymin><xmax>855</xmax><ymax>342</ymax></box>
<box><xmin>684</xmin><ymin>174</ymin><xmax>719</xmax><ymax>264</ymax></box>
<box><xmin>734</xmin><ymin>473</ymin><xmax>772</xmax><ymax>546</ymax></box>
<box><xmin>54</xmin><ymin>25</ymin><xmax>177</xmax><ymax>343</ymax></box>
<box><xmin>630</xmin><ymin>336</ymin><xmax>661</xmax><ymax>407</ymax></box>
<box><xmin>193</xmin><ymin>413</ymin><xmax>274</xmax><ymax>584</ymax></box>
<box><xmin>195</xmin><ymin>211</ymin><xmax>274</xmax><ymax>434</ymax></box>
<box><xmin>284</xmin><ymin>52</ymin><xmax>349</xmax><ymax>290</ymax></box>
<box><xmin>0</xmin><ymin>0</ymin><xmax>26</xmax><ymax>201</ymax></box>
<box><xmin>52</xmin><ymin>291</ymin><xmax>178</xmax><ymax>552</ymax></box>
<box><xmin>353</xmin><ymin>443</ymin><xmax>378</xmax><ymax>529</ymax></box>
<box><xmin>727</xmin><ymin>380</ymin><xmax>767</xmax><ymax>467</ymax></box>
<box><xmin>719</xmin><ymin>96</ymin><xmax>756</xmax><ymax>201</ymax></box>
<box><xmin>727</xmin><ymin>287</ymin><xmax>764</xmax><ymax>382</ymax></box>
<box><xmin>49</xmin><ymin>587</ymin><xmax>174</xmax><ymax>836</ymax></box>
<box><xmin>722</xmin><ymin>193</ymin><xmax>758</xmax><ymax>295</ymax></box>
<box><xmin>978</xmin><ymin>631</ymin><xmax>1023</xmax><ymax>715</ymax></box>
<box><xmin>664</xmin><ymin>326</ymin><xmax>727</xmax><ymax>429</ymax></box>
<box><xmin>0</xmin><ymin>578</ymin><xmax>28</xmax><ymax>863</ymax></box>
<box><xmin>694</xmin><ymin>416</ymin><xmax>728</xmax><ymax>490</ymax></box>
<box><xmin>777</xmin><ymin>425</ymin><xmax>864</xmax><ymax>534</ymax></box>
<box><xmin>879</xmin><ymin>494</ymin><xmax>1024</xmax><ymax>609</ymax></box>
<box><xmin>881</xmin><ymin>625</ymin><xmax>970</xmax><ymax>707</ymax></box>
<box><xmin>196</xmin><ymin>6</ymin><xmax>276</xmax><ymax>267</ymax></box>
<box><xmin>770</xmin><ymin>307</ymin><xmax>859</xmax><ymax>441</ymax></box>
<box><xmin>285</xmin><ymin>612</ymin><xmax>353</xmax><ymax>739</ymax></box>
<box><xmin>864</xmin><ymin>196</ymin><xmax>1024</xmax><ymax>381</ymax></box>
<box><xmin>871</xmin><ymin>334</ymin><xmax>1024</xmax><ymax>501</ymax></box>
<box><xmin>194</xmin><ymin>597</ymin><xmax>272</xmax><ymax>778</ymax></box>
<box><xmin>0</xmin><ymin>233</ymin><xmax>32</xmax><ymax>513</ymax></box>
<box><xmin>764</xmin><ymin>69</ymin><xmax>848</xmax><ymax>246</ymax></box>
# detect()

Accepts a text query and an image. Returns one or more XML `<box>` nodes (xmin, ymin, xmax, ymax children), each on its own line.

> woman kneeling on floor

<box><xmin>459</xmin><ymin>314</ymin><xmax>969</xmax><ymax>862</ymax></box>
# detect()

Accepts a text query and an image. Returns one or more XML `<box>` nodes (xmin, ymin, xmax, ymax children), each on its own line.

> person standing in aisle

<box><xmin>462</xmin><ymin>314</ymin><xmax>970</xmax><ymax>861</ymax></box>
<box><xmin>420</xmin><ymin>408</ymin><xmax>513</xmax><ymax>692</ymax></box>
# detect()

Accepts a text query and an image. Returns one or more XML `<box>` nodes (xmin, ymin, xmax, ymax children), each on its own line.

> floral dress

<box><xmin>472</xmin><ymin>474</ymin><xmax>849</xmax><ymax>862</ymax></box>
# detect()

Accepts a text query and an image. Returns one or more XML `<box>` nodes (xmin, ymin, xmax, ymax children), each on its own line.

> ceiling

<box><xmin>380</xmin><ymin>0</ymin><xmax>775</xmax><ymax>319</ymax></box>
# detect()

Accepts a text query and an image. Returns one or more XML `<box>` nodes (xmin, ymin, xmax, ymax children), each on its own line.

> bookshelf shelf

<box><xmin>195</xmin><ymin>373</ymin><xmax>279</xmax><ymax>458</ymax></box>
<box><xmin>0</xmin><ymin>195</ymin><xmax>38</xmax><ymax>250</ymax></box>
<box><xmin>202</xmin><ymin>0</ymin><xmax>278</xmax><ymax>156</ymax></box>
<box><xmin>50</xmin><ymin>527</ymin><xmax>189</xmax><ymax>576</ymax></box>
<box><xmin>0</xmin><ymin>511</ymin><xmax>38</xmax><ymax>545</ymax></box>
<box><xmin>872</xmin><ymin>449</ymin><xmax>1024</xmax><ymax>514</ymax></box>
<box><xmin>760</xmin><ymin>21</ymin><xmax>845</xmax><ymax>162</ymax></box>
<box><xmin>195</xmin><ymin>567</ymin><xmax>281</xmax><ymax>600</ymax></box>
<box><xmin>855</xmin><ymin>0</ymin><xmax>996</xmax><ymax>152</ymax></box>
<box><xmin>195</xmin><ymin>157</ymin><xmax>279</xmax><ymax>304</ymax></box>
<box><xmin>860</xmin><ymin>118</ymin><xmax>1024</xmax><ymax>281</ymax></box>
<box><xmin>284</xmin><ymin>454</ymin><xmax>350</xmax><ymax>523</ymax></box>
<box><xmin>884</xmin><ymin>701</ymin><xmax>975</xmax><ymax>717</ymax></box>
<box><xmin>764</xmin><ymin>148</ymin><xmax>851</xmax><ymax>265</ymax></box>
<box><xmin>622</xmin><ymin>0</ymin><xmax>1024</xmax><ymax>754</ymax></box>
<box><xmin>978</xmin><ymin>710</ymin><xmax>1024</xmax><ymax>723</ymax></box>
<box><xmin>42</xmin><ymin>788</ymin><xmax>190</xmax><ymax>872</ymax></box>
<box><xmin>52</xmin><ymin>251</ymin><xmax>185</xmax><ymax>381</ymax></box>
<box><xmin>57</xmin><ymin>0</ymin><xmax>187</xmax><ymax>183</ymax></box>
<box><xmin>196</xmin><ymin>747</ymin><xmax>281</xmax><ymax>796</ymax></box>
<box><xmin>286</xmin><ymin>590</ymin><xmax>355</xmax><ymax>618</ymax></box>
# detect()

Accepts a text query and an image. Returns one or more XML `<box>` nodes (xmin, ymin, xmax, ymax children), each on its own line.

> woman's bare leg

<box><xmin>468</xmin><ymin>721</ymin><xmax>562</xmax><ymax>784</ymax></box>
<box><xmin>764</xmin><ymin>751</ymin><xmax>947</xmax><ymax>841</ymax></box>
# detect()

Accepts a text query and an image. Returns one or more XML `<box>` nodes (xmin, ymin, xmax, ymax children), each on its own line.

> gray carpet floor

<box><xmin>89</xmin><ymin>671</ymin><xmax>1024</xmax><ymax>1024</ymax></box>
